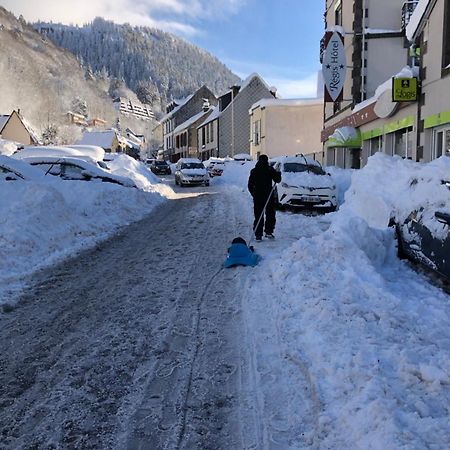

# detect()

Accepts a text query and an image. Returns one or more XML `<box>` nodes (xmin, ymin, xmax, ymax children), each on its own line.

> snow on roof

<box><xmin>172</xmin><ymin>109</ymin><xmax>211</xmax><ymax>135</ymax></box>
<box><xmin>20</xmin><ymin>117</ymin><xmax>40</xmax><ymax>144</ymax></box>
<box><xmin>160</xmin><ymin>93</ymin><xmax>194</xmax><ymax>122</ymax></box>
<box><xmin>250</xmin><ymin>97</ymin><xmax>323</xmax><ymax>112</ymax></box>
<box><xmin>197</xmin><ymin>106</ymin><xmax>220</xmax><ymax>128</ymax></box>
<box><xmin>77</xmin><ymin>130</ymin><xmax>118</xmax><ymax>148</ymax></box>
<box><xmin>0</xmin><ymin>115</ymin><xmax>9</xmax><ymax>131</ymax></box>
<box><xmin>406</xmin><ymin>0</ymin><xmax>432</xmax><ymax>42</ymax></box>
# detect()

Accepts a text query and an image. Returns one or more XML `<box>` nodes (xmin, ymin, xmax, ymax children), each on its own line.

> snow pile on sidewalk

<box><xmin>243</xmin><ymin>153</ymin><xmax>450</xmax><ymax>448</ymax></box>
<box><xmin>0</xmin><ymin>157</ymin><xmax>168</xmax><ymax>303</ymax></box>
<box><xmin>342</xmin><ymin>153</ymin><xmax>450</xmax><ymax>238</ymax></box>
<box><xmin>0</xmin><ymin>138</ymin><xmax>18</xmax><ymax>156</ymax></box>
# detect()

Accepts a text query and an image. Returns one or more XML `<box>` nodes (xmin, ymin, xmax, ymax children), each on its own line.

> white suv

<box><xmin>174</xmin><ymin>158</ymin><xmax>209</xmax><ymax>187</ymax></box>
<box><xmin>273</xmin><ymin>156</ymin><xmax>337</xmax><ymax>211</ymax></box>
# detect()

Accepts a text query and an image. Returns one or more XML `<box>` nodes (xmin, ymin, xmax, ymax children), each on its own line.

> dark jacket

<box><xmin>248</xmin><ymin>160</ymin><xmax>281</xmax><ymax>201</ymax></box>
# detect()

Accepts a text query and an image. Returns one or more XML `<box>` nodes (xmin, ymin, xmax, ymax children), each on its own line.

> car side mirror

<box><xmin>435</xmin><ymin>211</ymin><xmax>450</xmax><ymax>226</ymax></box>
<box><xmin>81</xmin><ymin>170</ymin><xmax>92</xmax><ymax>181</ymax></box>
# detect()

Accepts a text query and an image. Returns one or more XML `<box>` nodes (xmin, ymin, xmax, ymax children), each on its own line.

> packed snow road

<box><xmin>0</xmin><ymin>183</ymin><xmax>324</xmax><ymax>450</ymax></box>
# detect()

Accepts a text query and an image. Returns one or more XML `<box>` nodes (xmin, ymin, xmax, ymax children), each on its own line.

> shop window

<box><xmin>433</xmin><ymin>126</ymin><xmax>450</xmax><ymax>159</ymax></box>
<box><xmin>370</xmin><ymin>135</ymin><xmax>382</xmax><ymax>156</ymax></box>
<box><xmin>393</xmin><ymin>127</ymin><xmax>413</xmax><ymax>158</ymax></box>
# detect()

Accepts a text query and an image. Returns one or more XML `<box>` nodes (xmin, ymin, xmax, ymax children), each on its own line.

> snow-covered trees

<box><xmin>33</xmin><ymin>18</ymin><xmax>240</xmax><ymax>105</ymax></box>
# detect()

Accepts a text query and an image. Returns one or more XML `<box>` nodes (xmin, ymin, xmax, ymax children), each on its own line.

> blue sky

<box><xmin>3</xmin><ymin>0</ymin><xmax>325</xmax><ymax>98</ymax></box>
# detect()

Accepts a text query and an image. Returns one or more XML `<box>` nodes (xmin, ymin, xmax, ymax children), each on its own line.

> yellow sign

<box><xmin>392</xmin><ymin>77</ymin><xmax>418</xmax><ymax>102</ymax></box>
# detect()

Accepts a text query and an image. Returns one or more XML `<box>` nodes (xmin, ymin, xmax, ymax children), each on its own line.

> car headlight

<box><xmin>281</xmin><ymin>182</ymin><xmax>298</xmax><ymax>188</ymax></box>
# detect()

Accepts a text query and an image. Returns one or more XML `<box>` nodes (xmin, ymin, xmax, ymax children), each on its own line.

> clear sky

<box><xmin>2</xmin><ymin>0</ymin><xmax>325</xmax><ymax>98</ymax></box>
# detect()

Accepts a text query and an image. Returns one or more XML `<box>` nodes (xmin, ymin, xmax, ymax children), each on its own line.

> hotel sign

<box><xmin>322</xmin><ymin>31</ymin><xmax>346</xmax><ymax>102</ymax></box>
<box><xmin>392</xmin><ymin>77</ymin><xmax>418</xmax><ymax>102</ymax></box>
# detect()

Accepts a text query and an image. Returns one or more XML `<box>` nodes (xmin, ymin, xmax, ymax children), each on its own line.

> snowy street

<box><xmin>1</xmin><ymin>158</ymin><xmax>450</xmax><ymax>449</ymax></box>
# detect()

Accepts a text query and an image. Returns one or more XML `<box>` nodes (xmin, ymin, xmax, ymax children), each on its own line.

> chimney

<box><xmin>202</xmin><ymin>98</ymin><xmax>210</xmax><ymax>112</ymax></box>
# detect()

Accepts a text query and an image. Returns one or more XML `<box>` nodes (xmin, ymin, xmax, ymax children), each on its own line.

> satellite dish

<box><xmin>374</xmin><ymin>89</ymin><xmax>398</xmax><ymax>118</ymax></box>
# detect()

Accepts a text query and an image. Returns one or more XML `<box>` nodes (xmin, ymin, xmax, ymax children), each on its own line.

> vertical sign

<box><xmin>322</xmin><ymin>31</ymin><xmax>346</xmax><ymax>103</ymax></box>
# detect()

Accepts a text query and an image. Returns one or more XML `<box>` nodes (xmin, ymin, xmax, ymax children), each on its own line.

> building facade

<box><xmin>218</xmin><ymin>74</ymin><xmax>275</xmax><ymax>158</ymax></box>
<box><xmin>197</xmin><ymin>106</ymin><xmax>220</xmax><ymax>160</ymax></box>
<box><xmin>249</xmin><ymin>98</ymin><xmax>324</xmax><ymax>162</ymax></box>
<box><xmin>161</xmin><ymin>86</ymin><xmax>217</xmax><ymax>162</ymax></box>
<box><xmin>0</xmin><ymin>110</ymin><xmax>39</xmax><ymax>145</ymax></box>
<box><xmin>322</xmin><ymin>0</ymin><xmax>409</xmax><ymax>168</ymax></box>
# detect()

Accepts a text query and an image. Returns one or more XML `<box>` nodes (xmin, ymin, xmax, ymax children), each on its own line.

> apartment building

<box><xmin>249</xmin><ymin>98</ymin><xmax>324</xmax><ymax>162</ymax></box>
<box><xmin>160</xmin><ymin>85</ymin><xmax>217</xmax><ymax>162</ymax></box>
<box><xmin>322</xmin><ymin>0</ymin><xmax>408</xmax><ymax>168</ymax></box>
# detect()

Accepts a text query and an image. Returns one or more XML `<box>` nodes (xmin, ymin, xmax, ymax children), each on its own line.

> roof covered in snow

<box><xmin>160</xmin><ymin>93</ymin><xmax>194</xmax><ymax>123</ymax></box>
<box><xmin>197</xmin><ymin>106</ymin><xmax>220</xmax><ymax>128</ymax></box>
<box><xmin>250</xmin><ymin>97</ymin><xmax>323</xmax><ymax>112</ymax></box>
<box><xmin>77</xmin><ymin>130</ymin><xmax>118</xmax><ymax>149</ymax></box>
<box><xmin>0</xmin><ymin>115</ymin><xmax>9</xmax><ymax>131</ymax></box>
<box><xmin>172</xmin><ymin>109</ymin><xmax>211</xmax><ymax>135</ymax></box>
<box><xmin>406</xmin><ymin>0</ymin><xmax>433</xmax><ymax>42</ymax></box>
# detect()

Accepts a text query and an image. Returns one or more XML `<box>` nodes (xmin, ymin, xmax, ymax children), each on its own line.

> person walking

<box><xmin>247</xmin><ymin>154</ymin><xmax>281</xmax><ymax>241</ymax></box>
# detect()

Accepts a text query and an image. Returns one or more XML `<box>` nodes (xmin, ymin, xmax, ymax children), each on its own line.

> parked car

<box><xmin>206</xmin><ymin>159</ymin><xmax>225</xmax><ymax>177</ymax></box>
<box><xmin>272</xmin><ymin>156</ymin><xmax>337</xmax><ymax>211</ymax></box>
<box><xmin>0</xmin><ymin>155</ymin><xmax>46</xmax><ymax>181</ymax></box>
<box><xmin>150</xmin><ymin>160</ymin><xmax>171</xmax><ymax>175</ymax></box>
<box><xmin>19</xmin><ymin>156</ymin><xmax>137</xmax><ymax>188</ymax></box>
<box><xmin>395</xmin><ymin>207</ymin><xmax>450</xmax><ymax>282</ymax></box>
<box><xmin>14</xmin><ymin>146</ymin><xmax>111</xmax><ymax>171</ymax></box>
<box><xmin>174</xmin><ymin>158</ymin><xmax>209</xmax><ymax>186</ymax></box>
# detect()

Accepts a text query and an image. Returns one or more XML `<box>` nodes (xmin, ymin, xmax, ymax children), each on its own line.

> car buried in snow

<box><xmin>395</xmin><ymin>205</ymin><xmax>450</xmax><ymax>283</ymax></box>
<box><xmin>18</xmin><ymin>156</ymin><xmax>137</xmax><ymax>188</ymax></box>
<box><xmin>0</xmin><ymin>155</ymin><xmax>47</xmax><ymax>181</ymax></box>
<box><xmin>272</xmin><ymin>156</ymin><xmax>337</xmax><ymax>211</ymax></box>
<box><xmin>205</xmin><ymin>158</ymin><xmax>225</xmax><ymax>177</ymax></box>
<box><xmin>174</xmin><ymin>158</ymin><xmax>209</xmax><ymax>187</ymax></box>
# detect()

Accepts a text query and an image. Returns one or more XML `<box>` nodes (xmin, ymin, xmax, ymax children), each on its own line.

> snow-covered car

<box><xmin>0</xmin><ymin>155</ymin><xmax>46</xmax><ymax>181</ymax></box>
<box><xmin>19</xmin><ymin>156</ymin><xmax>137</xmax><ymax>188</ymax></box>
<box><xmin>272</xmin><ymin>156</ymin><xmax>337</xmax><ymax>210</ymax></box>
<box><xmin>174</xmin><ymin>158</ymin><xmax>209</xmax><ymax>186</ymax></box>
<box><xmin>206</xmin><ymin>159</ymin><xmax>225</xmax><ymax>177</ymax></box>
<box><xmin>150</xmin><ymin>160</ymin><xmax>171</xmax><ymax>175</ymax></box>
<box><xmin>395</xmin><ymin>208</ymin><xmax>450</xmax><ymax>282</ymax></box>
<box><xmin>14</xmin><ymin>146</ymin><xmax>111</xmax><ymax>171</ymax></box>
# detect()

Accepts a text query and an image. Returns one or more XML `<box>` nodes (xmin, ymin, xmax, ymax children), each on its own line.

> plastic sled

<box><xmin>224</xmin><ymin>237</ymin><xmax>260</xmax><ymax>268</ymax></box>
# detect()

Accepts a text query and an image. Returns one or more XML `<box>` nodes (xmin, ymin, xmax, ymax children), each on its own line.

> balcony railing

<box><xmin>402</xmin><ymin>1</ymin><xmax>419</xmax><ymax>30</ymax></box>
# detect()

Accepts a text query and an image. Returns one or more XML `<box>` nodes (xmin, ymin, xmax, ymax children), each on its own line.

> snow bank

<box><xmin>0</xmin><ymin>156</ymin><xmax>168</xmax><ymax>303</ymax></box>
<box><xmin>326</xmin><ymin>166</ymin><xmax>353</xmax><ymax>205</ymax></box>
<box><xmin>0</xmin><ymin>138</ymin><xmax>18</xmax><ymax>156</ymax></box>
<box><xmin>341</xmin><ymin>153</ymin><xmax>450</xmax><ymax>238</ymax></box>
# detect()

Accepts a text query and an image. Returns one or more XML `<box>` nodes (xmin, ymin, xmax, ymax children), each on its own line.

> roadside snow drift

<box><xmin>0</xmin><ymin>155</ymin><xmax>168</xmax><ymax>302</ymax></box>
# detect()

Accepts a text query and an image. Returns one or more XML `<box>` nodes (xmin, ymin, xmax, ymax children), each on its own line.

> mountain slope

<box><xmin>33</xmin><ymin>18</ymin><xmax>241</xmax><ymax>105</ymax></box>
<box><xmin>0</xmin><ymin>8</ymin><xmax>155</xmax><ymax>144</ymax></box>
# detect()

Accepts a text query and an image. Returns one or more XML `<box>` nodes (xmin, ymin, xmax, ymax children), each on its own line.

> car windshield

<box><xmin>155</xmin><ymin>161</ymin><xmax>168</xmax><ymax>166</ymax></box>
<box><xmin>181</xmin><ymin>162</ymin><xmax>204</xmax><ymax>169</ymax></box>
<box><xmin>283</xmin><ymin>162</ymin><xmax>325</xmax><ymax>175</ymax></box>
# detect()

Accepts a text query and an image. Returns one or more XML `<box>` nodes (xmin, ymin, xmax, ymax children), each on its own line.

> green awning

<box><xmin>326</xmin><ymin>126</ymin><xmax>362</xmax><ymax>148</ymax></box>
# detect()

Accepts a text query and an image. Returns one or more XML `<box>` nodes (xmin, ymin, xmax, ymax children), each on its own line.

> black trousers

<box><xmin>253</xmin><ymin>196</ymin><xmax>276</xmax><ymax>237</ymax></box>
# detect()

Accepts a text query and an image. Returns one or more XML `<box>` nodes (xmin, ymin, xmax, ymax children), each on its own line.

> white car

<box><xmin>273</xmin><ymin>156</ymin><xmax>337</xmax><ymax>211</ymax></box>
<box><xmin>14</xmin><ymin>145</ymin><xmax>111</xmax><ymax>171</ymax></box>
<box><xmin>174</xmin><ymin>158</ymin><xmax>209</xmax><ymax>186</ymax></box>
<box><xmin>19</xmin><ymin>156</ymin><xmax>137</xmax><ymax>188</ymax></box>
